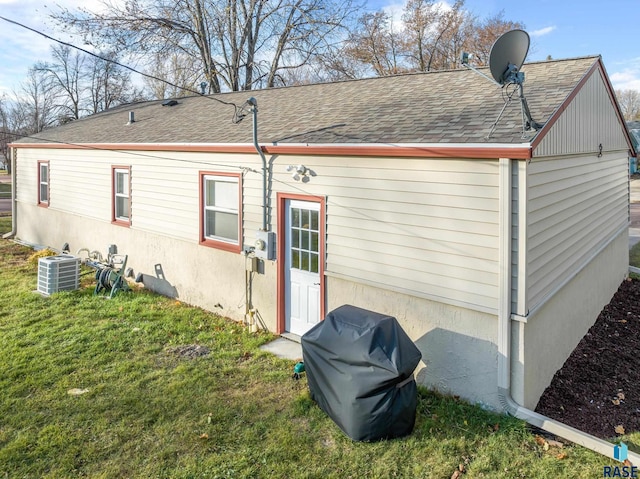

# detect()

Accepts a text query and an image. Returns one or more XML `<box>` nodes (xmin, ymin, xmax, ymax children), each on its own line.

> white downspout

<box><xmin>497</xmin><ymin>157</ymin><xmax>640</xmax><ymax>463</ymax></box>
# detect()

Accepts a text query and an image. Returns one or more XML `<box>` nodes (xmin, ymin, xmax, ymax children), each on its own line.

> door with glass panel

<box><xmin>285</xmin><ymin>199</ymin><xmax>321</xmax><ymax>336</ymax></box>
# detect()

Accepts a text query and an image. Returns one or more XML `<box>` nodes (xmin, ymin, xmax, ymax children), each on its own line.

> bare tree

<box><xmin>52</xmin><ymin>0</ymin><xmax>360</xmax><ymax>92</ymax></box>
<box><xmin>464</xmin><ymin>11</ymin><xmax>525</xmax><ymax>66</ymax></box>
<box><xmin>336</xmin><ymin>2</ymin><xmax>524</xmax><ymax>78</ymax></box>
<box><xmin>143</xmin><ymin>52</ymin><xmax>203</xmax><ymax>99</ymax></box>
<box><xmin>0</xmin><ymin>97</ymin><xmax>11</xmax><ymax>172</ymax></box>
<box><xmin>14</xmin><ymin>69</ymin><xmax>59</xmax><ymax>134</ymax></box>
<box><xmin>86</xmin><ymin>53</ymin><xmax>142</xmax><ymax>113</ymax></box>
<box><xmin>343</xmin><ymin>11</ymin><xmax>407</xmax><ymax>77</ymax></box>
<box><xmin>617</xmin><ymin>89</ymin><xmax>640</xmax><ymax>122</ymax></box>
<box><xmin>401</xmin><ymin>0</ymin><xmax>471</xmax><ymax>72</ymax></box>
<box><xmin>34</xmin><ymin>45</ymin><xmax>85</xmax><ymax>123</ymax></box>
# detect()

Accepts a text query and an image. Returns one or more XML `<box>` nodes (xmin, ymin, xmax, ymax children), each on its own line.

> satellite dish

<box><xmin>489</xmin><ymin>29</ymin><xmax>530</xmax><ymax>85</ymax></box>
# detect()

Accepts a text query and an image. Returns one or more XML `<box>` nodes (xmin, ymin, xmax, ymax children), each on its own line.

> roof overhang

<box><xmin>9</xmin><ymin>141</ymin><xmax>534</xmax><ymax>160</ymax></box>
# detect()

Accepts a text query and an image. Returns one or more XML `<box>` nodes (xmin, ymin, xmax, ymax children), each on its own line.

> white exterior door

<box><xmin>285</xmin><ymin>199</ymin><xmax>321</xmax><ymax>336</ymax></box>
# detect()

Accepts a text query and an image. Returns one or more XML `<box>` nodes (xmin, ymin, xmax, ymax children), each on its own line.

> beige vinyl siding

<box><xmin>264</xmin><ymin>155</ymin><xmax>501</xmax><ymax>313</ymax></box>
<box><xmin>534</xmin><ymin>69</ymin><xmax>629</xmax><ymax>157</ymax></box>
<box><xmin>16</xmin><ymin>147</ymin><xmax>501</xmax><ymax>313</ymax></box>
<box><xmin>16</xmin><ymin>148</ymin><xmax>259</xmax><ymax>241</ymax></box>
<box><xmin>14</xmin><ymin>149</ymin><xmax>37</xmax><ymax>205</ymax></box>
<box><xmin>526</xmin><ymin>151</ymin><xmax>628</xmax><ymax>311</ymax></box>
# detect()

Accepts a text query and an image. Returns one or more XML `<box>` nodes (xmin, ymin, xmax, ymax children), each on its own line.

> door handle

<box><xmin>314</xmin><ymin>282</ymin><xmax>320</xmax><ymax>285</ymax></box>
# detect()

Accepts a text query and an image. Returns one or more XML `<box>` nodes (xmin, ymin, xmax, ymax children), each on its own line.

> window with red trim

<box><xmin>38</xmin><ymin>161</ymin><xmax>49</xmax><ymax>206</ymax></box>
<box><xmin>200</xmin><ymin>172</ymin><xmax>242</xmax><ymax>252</ymax></box>
<box><xmin>112</xmin><ymin>166</ymin><xmax>131</xmax><ymax>226</ymax></box>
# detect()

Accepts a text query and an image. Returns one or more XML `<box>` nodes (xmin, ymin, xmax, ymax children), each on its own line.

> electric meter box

<box><xmin>254</xmin><ymin>230</ymin><xmax>276</xmax><ymax>260</ymax></box>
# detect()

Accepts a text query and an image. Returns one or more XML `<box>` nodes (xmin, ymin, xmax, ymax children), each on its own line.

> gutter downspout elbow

<box><xmin>497</xmin><ymin>157</ymin><xmax>640</xmax><ymax>463</ymax></box>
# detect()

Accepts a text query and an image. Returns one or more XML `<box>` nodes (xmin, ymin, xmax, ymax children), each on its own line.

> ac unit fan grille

<box><xmin>37</xmin><ymin>255</ymin><xmax>80</xmax><ymax>296</ymax></box>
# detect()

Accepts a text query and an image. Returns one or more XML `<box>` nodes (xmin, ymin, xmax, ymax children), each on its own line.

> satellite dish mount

<box><xmin>461</xmin><ymin>29</ymin><xmax>544</xmax><ymax>138</ymax></box>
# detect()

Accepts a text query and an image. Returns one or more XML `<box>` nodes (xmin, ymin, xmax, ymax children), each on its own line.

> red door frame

<box><xmin>276</xmin><ymin>192</ymin><xmax>326</xmax><ymax>334</ymax></box>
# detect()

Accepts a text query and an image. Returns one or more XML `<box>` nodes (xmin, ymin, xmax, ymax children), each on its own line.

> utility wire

<box><xmin>0</xmin><ymin>18</ymin><xmax>436</xmax><ymax>244</ymax></box>
<box><xmin>0</xmin><ymin>129</ymin><xmax>253</xmax><ymax>173</ymax></box>
<box><xmin>0</xmin><ymin>15</ymin><xmax>242</xmax><ymax>120</ymax></box>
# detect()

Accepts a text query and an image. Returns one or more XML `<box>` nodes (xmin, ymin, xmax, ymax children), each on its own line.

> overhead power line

<box><xmin>0</xmin><ymin>15</ymin><xmax>241</xmax><ymax>119</ymax></box>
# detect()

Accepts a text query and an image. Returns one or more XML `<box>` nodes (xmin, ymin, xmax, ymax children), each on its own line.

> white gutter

<box><xmin>497</xmin><ymin>157</ymin><xmax>640</xmax><ymax>463</ymax></box>
<box><xmin>2</xmin><ymin>147</ymin><xmax>16</xmax><ymax>239</ymax></box>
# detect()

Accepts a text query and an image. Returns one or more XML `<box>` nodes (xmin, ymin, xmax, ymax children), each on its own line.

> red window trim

<box><xmin>111</xmin><ymin>165</ymin><xmax>131</xmax><ymax>227</ymax></box>
<box><xmin>199</xmin><ymin>171</ymin><xmax>243</xmax><ymax>254</ymax></box>
<box><xmin>37</xmin><ymin>160</ymin><xmax>50</xmax><ymax>207</ymax></box>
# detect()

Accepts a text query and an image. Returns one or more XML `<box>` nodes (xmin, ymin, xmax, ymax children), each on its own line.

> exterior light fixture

<box><xmin>286</xmin><ymin>165</ymin><xmax>308</xmax><ymax>181</ymax></box>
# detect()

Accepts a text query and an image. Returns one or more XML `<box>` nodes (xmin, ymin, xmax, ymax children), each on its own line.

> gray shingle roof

<box><xmin>19</xmin><ymin>56</ymin><xmax>600</xmax><ymax>146</ymax></box>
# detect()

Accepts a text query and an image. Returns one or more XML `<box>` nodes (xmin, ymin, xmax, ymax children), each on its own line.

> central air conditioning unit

<box><xmin>37</xmin><ymin>254</ymin><xmax>81</xmax><ymax>296</ymax></box>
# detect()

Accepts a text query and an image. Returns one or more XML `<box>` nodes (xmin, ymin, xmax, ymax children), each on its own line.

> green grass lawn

<box><xmin>631</xmin><ymin>241</ymin><xmax>640</xmax><ymax>270</ymax></box>
<box><xmin>0</xmin><ymin>235</ymin><xmax>619</xmax><ymax>478</ymax></box>
<box><xmin>0</xmin><ymin>182</ymin><xmax>10</xmax><ymax>198</ymax></box>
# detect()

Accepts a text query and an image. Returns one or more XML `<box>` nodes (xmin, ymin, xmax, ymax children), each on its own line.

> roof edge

<box><xmin>9</xmin><ymin>142</ymin><xmax>533</xmax><ymax>160</ymax></box>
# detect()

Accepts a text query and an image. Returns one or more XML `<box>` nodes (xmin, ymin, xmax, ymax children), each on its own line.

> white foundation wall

<box><xmin>511</xmin><ymin>230</ymin><xmax>628</xmax><ymax>409</ymax></box>
<box><xmin>326</xmin><ymin>276</ymin><xmax>500</xmax><ymax>410</ymax></box>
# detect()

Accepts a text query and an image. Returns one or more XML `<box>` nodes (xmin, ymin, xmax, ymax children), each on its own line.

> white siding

<box><xmin>526</xmin><ymin>151</ymin><xmax>628</xmax><ymax>311</ymax></box>
<box><xmin>534</xmin><ymin>69</ymin><xmax>629</xmax><ymax>157</ymax></box>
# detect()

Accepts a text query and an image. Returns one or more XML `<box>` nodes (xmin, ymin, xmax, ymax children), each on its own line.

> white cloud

<box><xmin>610</xmin><ymin>70</ymin><xmax>640</xmax><ymax>92</ymax></box>
<box><xmin>0</xmin><ymin>0</ymin><xmax>118</xmax><ymax>92</ymax></box>
<box><xmin>530</xmin><ymin>26</ymin><xmax>556</xmax><ymax>37</ymax></box>
<box><xmin>382</xmin><ymin>2</ymin><xmax>405</xmax><ymax>31</ymax></box>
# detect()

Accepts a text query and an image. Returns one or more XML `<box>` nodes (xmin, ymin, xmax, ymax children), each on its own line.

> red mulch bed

<box><xmin>535</xmin><ymin>278</ymin><xmax>640</xmax><ymax>439</ymax></box>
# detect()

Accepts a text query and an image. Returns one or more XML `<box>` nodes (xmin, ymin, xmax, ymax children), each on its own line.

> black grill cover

<box><xmin>301</xmin><ymin>305</ymin><xmax>422</xmax><ymax>441</ymax></box>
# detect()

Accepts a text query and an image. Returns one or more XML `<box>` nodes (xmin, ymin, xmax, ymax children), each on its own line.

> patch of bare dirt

<box><xmin>167</xmin><ymin>344</ymin><xmax>211</xmax><ymax>359</ymax></box>
<box><xmin>535</xmin><ymin>278</ymin><xmax>640</xmax><ymax>439</ymax></box>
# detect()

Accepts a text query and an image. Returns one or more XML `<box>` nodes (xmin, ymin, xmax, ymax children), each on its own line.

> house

<box><xmin>7</xmin><ymin>55</ymin><xmax>634</xmax><ymax>411</ymax></box>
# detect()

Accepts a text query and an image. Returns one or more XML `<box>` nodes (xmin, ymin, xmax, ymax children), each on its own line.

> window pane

<box><xmin>301</xmin><ymin>230</ymin><xmax>309</xmax><ymax>251</ymax></box>
<box><xmin>213</xmin><ymin>180</ymin><xmax>237</xmax><ymax>210</ymax></box>
<box><xmin>116</xmin><ymin>171</ymin><xmax>129</xmax><ymax>195</ymax></box>
<box><xmin>291</xmin><ymin>228</ymin><xmax>299</xmax><ymax>249</ymax></box>
<box><xmin>292</xmin><ymin>208</ymin><xmax>300</xmax><ymax>228</ymax></box>
<box><xmin>205</xmin><ymin>210</ymin><xmax>238</xmax><ymax>242</ymax></box>
<box><xmin>40</xmin><ymin>165</ymin><xmax>48</xmax><ymax>183</ymax></box>
<box><xmin>311</xmin><ymin>210</ymin><xmax>318</xmax><ymax>231</ymax></box>
<box><xmin>40</xmin><ymin>184</ymin><xmax>48</xmax><ymax>202</ymax></box>
<box><xmin>311</xmin><ymin>232</ymin><xmax>318</xmax><ymax>253</ymax></box>
<box><xmin>205</xmin><ymin>179</ymin><xmax>216</xmax><ymax>206</ymax></box>
<box><xmin>301</xmin><ymin>251</ymin><xmax>310</xmax><ymax>271</ymax></box>
<box><xmin>310</xmin><ymin>253</ymin><xmax>319</xmax><ymax>273</ymax></box>
<box><xmin>116</xmin><ymin>197</ymin><xmax>129</xmax><ymax>219</ymax></box>
<box><xmin>301</xmin><ymin>209</ymin><xmax>309</xmax><ymax>228</ymax></box>
<box><xmin>291</xmin><ymin>249</ymin><xmax>300</xmax><ymax>269</ymax></box>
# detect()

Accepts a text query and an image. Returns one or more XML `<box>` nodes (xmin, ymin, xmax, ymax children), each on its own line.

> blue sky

<box><xmin>1</xmin><ymin>0</ymin><xmax>639</xmax><ymax>96</ymax></box>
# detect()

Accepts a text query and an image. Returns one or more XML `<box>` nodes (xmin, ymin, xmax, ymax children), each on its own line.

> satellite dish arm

<box><xmin>518</xmin><ymin>83</ymin><xmax>544</xmax><ymax>131</ymax></box>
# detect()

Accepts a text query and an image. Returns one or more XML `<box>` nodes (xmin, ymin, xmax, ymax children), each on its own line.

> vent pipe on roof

<box><xmin>127</xmin><ymin>112</ymin><xmax>135</xmax><ymax>124</ymax></box>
